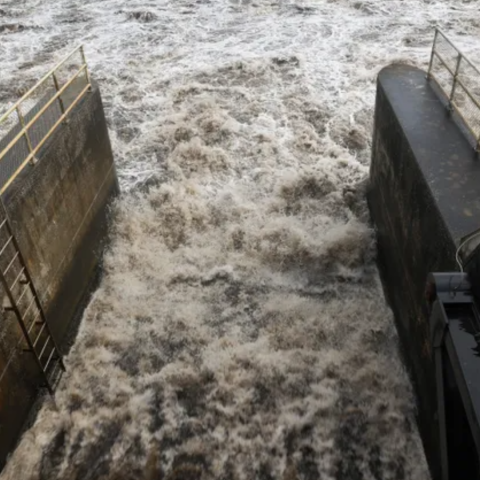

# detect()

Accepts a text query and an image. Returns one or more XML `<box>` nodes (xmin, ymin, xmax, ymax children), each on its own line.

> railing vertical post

<box><xmin>449</xmin><ymin>52</ymin><xmax>463</xmax><ymax>111</ymax></box>
<box><xmin>427</xmin><ymin>28</ymin><xmax>439</xmax><ymax>80</ymax></box>
<box><xmin>52</xmin><ymin>73</ymin><xmax>66</xmax><ymax>116</ymax></box>
<box><xmin>80</xmin><ymin>46</ymin><xmax>92</xmax><ymax>91</ymax></box>
<box><xmin>16</xmin><ymin>106</ymin><xmax>37</xmax><ymax>165</ymax></box>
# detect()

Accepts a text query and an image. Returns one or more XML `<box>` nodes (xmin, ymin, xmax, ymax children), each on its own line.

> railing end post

<box><xmin>427</xmin><ymin>29</ymin><xmax>438</xmax><ymax>80</ymax></box>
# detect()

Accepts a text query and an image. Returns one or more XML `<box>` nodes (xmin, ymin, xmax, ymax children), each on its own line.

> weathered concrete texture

<box><xmin>0</xmin><ymin>81</ymin><xmax>119</xmax><ymax>469</ymax></box>
<box><xmin>368</xmin><ymin>64</ymin><xmax>480</xmax><ymax>480</ymax></box>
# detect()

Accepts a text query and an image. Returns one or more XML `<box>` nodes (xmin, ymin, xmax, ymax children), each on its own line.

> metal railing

<box><xmin>0</xmin><ymin>45</ymin><xmax>91</xmax><ymax>195</ymax></box>
<box><xmin>427</xmin><ymin>28</ymin><xmax>480</xmax><ymax>152</ymax></box>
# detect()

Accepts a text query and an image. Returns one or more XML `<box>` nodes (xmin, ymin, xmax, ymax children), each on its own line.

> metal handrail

<box><xmin>427</xmin><ymin>28</ymin><xmax>480</xmax><ymax>152</ymax></box>
<box><xmin>0</xmin><ymin>45</ymin><xmax>92</xmax><ymax>194</ymax></box>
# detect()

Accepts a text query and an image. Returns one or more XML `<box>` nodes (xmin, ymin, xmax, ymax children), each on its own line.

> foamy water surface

<box><xmin>0</xmin><ymin>0</ymin><xmax>479</xmax><ymax>479</ymax></box>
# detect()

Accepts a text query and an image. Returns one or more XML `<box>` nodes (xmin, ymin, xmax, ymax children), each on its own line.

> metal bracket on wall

<box><xmin>427</xmin><ymin>272</ymin><xmax>480</xmax><ymax>480</ymax></box>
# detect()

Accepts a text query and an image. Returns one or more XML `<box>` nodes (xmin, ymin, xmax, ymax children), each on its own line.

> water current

<box><xmin>0</xmin><ymin>1</ymin><xmax>479</xmax><ymax>478</ymax></box>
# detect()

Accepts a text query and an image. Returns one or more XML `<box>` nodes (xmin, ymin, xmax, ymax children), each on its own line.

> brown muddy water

<box><xmin>1</xmin><ymin>0</ymin><xmax>479</xmax><ymax>479</ymax></box>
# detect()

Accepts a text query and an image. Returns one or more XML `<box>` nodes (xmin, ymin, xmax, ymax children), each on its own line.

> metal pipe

<box><xmin>52</xmin><ymin>72</ymin><xmax>66</xmax><ymax>115</ymax></box>
<box><xmin>427</xmin><ymin>28</ymin><xmax>439</xmax><ymax>79</ymax></box>
<box><xmin>436</xmin><ymin>28</ymin><xmax>462</xmax><ymax>54</ymax></box>
<box><xmin>16</xmin><ymin>106</ymin><xmax>36</xmax><ymax>163</ymax></box>
<box><xmin>461</xmin><ymin>54</ymin><xmax>480</xmax><ymax>77</ymax></box>
<box><xmin>433</xmin><ymin>50</ymin><xmax>456</xmax><ymax>77</ymax></box>
<box><xmin>435</xmin><ymin>28</ymin><xmax>480</xmax><ymax>76</ymax></box>
<box><xmin>80</xmin><ymin>46</ymin><xmax>92</xmax><ymax>90</ymax></box>
<box><xmin>449</xmin><ymin>99</ymin><xmax>478</xmax><ymax>142</ymax></box>
<box><xmin>449</xmin><ymin>53</ymin><xmax>463</xmax><ymax>110</ymax></box>
<box><xmin>454</xmin><ymin>77</ymin><xmax>480</xmax><ymax>111</ymax></box>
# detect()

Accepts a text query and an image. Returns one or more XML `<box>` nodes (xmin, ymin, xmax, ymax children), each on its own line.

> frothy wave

<box><xmin>1</xmin><ymin>0</ymin><xmax>479</xmax><ymax>478</ymax></box>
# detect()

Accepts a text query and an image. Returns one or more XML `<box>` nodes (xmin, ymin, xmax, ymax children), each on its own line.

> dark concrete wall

<box><xmin>368</xmin><ymin>64</ymin><xmax>480</xmax><ymax>480</ymax></box>
<box><xmin>0</xmin><ymin>81</ymin><xmax>119</xmax><ymax>469</ymax></box>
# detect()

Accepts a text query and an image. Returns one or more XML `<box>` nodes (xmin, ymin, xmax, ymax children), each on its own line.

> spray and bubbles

<box><xmin>1</xmin><ymin>0</ymin><xmax>479</xmax><ymax>478</ymax></box>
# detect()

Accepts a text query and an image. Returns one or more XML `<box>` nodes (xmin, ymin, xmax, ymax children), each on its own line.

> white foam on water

<box><xmin>0</xmin><ymin>0</ymin><xmax>479</xmax><ymax>479</ymax></box>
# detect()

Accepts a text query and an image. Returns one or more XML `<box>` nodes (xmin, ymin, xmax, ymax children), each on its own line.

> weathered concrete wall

<box><xmin>0</xmin><ymin>81</ymin><xmax>119</xmax><ymax>468</ymax></box>
<box><xmin>368</xmin><ymin>64</ymin><xmax>480</xmax><ymax>480</ymax></box>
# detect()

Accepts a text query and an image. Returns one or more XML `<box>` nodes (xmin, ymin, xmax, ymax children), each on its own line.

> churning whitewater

<box><xmin>1</xmin><ymin>0</ymin><xmax>479</xmax><ymax>479</ymax></box>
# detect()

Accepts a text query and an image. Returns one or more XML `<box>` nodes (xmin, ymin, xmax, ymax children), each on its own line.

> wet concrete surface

<box><xmin>368</xmin><ymin>63</ymin><xmax>480</xmax><ymax>480</ymax></box>
<box><xmin>0</xmin><ymin>80</ymin><xmax>118</xmax><ymax>469</ymax></box>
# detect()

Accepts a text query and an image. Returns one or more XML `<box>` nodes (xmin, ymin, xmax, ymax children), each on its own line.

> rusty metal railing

<box><xmin>0</xmin><ymin>45</ymin><xmax>91</xmax><ymax>195</ymax></box>
<box><xmin>427</xmin><ymin>28</ymin><xmax>480</xmax><ymax>152</ymax></box>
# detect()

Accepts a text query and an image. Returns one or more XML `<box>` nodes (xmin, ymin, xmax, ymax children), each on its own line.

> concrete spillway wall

<box><xmin>368</xmin><ymin>64</ymin><xmax>480</xmax><ymax>480</ymax></box>
<box><xmin>0</xmin><ymin>82</ymin><xmax>118</xmax><ymax>468</ymax></box>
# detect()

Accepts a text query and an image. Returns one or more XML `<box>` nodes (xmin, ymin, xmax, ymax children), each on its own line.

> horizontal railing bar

<box><xmin>0</xmin><ymin>236</ymin><xmax>13</xmax><ymax>257</ymax></box>
<box><xmin>22</xmin><ymin>297</ymin><xmax>37</xmax><ymax>325</ymax></box>
<box><xmin>429</xmin><ymin>25</ymin><xmax>480</xmax><ymax>149</ymax></box>
<box><xmin>0</xmin><ymin>45</ymin><xmax>83</xmax><ymax>125</ymax></box>
<box><xmin>432</xmin><ymin>50</ymin><xmax>456</xmax><ymax>77</ymax></box>
<box><xmin>0</xmin><ymin>316</ymin><xmax>60</xmax><ymax>390</ymax></box>
<box><xmin>0</xmin><ymin>81</ymin><xmax>91</xmax><ymax>195</ymax></box>
<box><xmin>0</xmin><ymin>348</ymin><xmax>16</xmax><ymax>384</ymax></box>
<box><xmin>48</xmin><ymin>361</ymin><xmax>60</xmax><ymax>383</ymax></box>
<box><xmin>435</xmin><ymin>28</ymin><xmax>480</xmax><ymax>77</ymax></box>
<box><xmin>455</xmin><ymin>78</ymin><xmax>480</xmax><ymax>112</ymax></box>
<box><xmin>0</xmin><ymin>309</ymin><xmax>42</xmax><ymax>380</ymax></box>
<box><xmin>0</xmin><ymin>64</ymin><xmax>87</xmax><ymax>164</ymax></box>
<box><xmin>460</xmin><ymin>55</ymin><xmax>480</xmax><ymax>77</ymax></box>
<box><xmin>0</xmin><ymin>128</ymin><xmax>30</xmax><ymax>168</ymax></box>
<box><xmin>435</xmin><ymin>28</ymin><xmax>463</xmax><ymax>54</ymax></box>
<box><xmin>3</xmin><ymin>251</ymin><xmax>20</xmax><ymax>276</ymax></box>
<box><xmin>19</xmin><ymin>64</ymin><xmax>87</xmax><ymax>142</ymax></box>
<box><xmin>43</xmin><ymin>347</ymin><xmax>56</xmax><ymax>371</ymax></box>
<box><xmin>26</xmin><ymin>310</ymin><xmax>41</xmax><ymax>335</ymax></box>
<box><xmin>9</xmin><ymin>266</ymin><xmax>26</xmax><ymax>291</ymax></box>
<box><xmin>32</xmin><ymin>322</ymin><xmax>46</xmax><ymax>348</ymax></box>
<box><xmin>38</xmin><ymin>336</ymin><xmax>50</xmax><ymax>359</ymax></box>
<box><xmin>15</xmin><ymin>283</ymin><xmax>30</xmax><ymax>305</ymax></box>
<box><xmin>451</xmin><ymin>100</ymin><xmax>480</xmax><ymax>141</ymax></box>
<box><xmin>430</xmin><ymin>75</ymin><xmax>480</xmax><ymax>141</ymax></box>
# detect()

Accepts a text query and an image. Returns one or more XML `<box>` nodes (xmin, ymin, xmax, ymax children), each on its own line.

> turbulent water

<box><xmin>0</xmin><ymin>0</ymin><xmax>479</xmax><ymax>479</ymax></box>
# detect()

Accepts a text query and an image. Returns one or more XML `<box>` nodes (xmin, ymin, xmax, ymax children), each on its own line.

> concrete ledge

<box><xmin>368</xmin><ymin>64</ymin><xmax>480</xmax><ymax>480</ymax></box>
<box><xmin>0</xmin><ymin>81</ymin><xmax>119</xmax><ymax>468</ymax></box>
<box><xmin>368</xmin><ymin>65</ymin><xmax>480</xmax><ymax>478</ymax></box>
